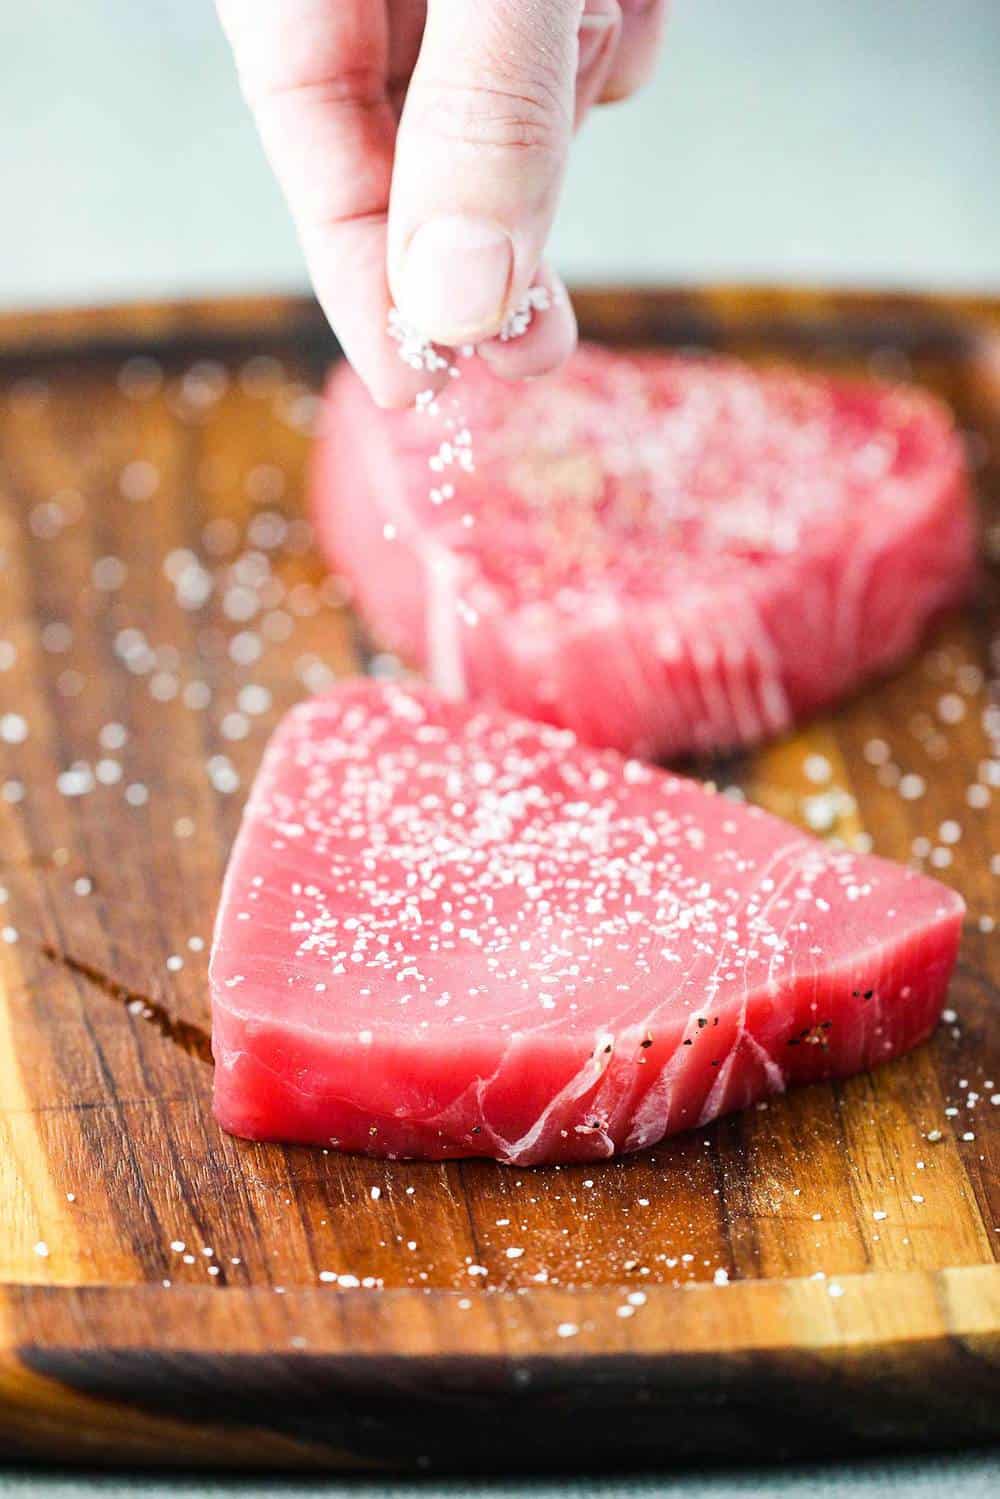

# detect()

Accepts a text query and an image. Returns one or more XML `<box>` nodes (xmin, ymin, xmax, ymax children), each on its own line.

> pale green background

<box><xmin>1</xmin><ymin>1455</ymin><xmax>998</xmax><ymax>1497</ymax></box>
<box><xmin>0</xmin><ymin>0</ymin><xmax>997</xmax><ymax>308</ymax></box>
<box><xmin>0</xmin><ymin>1463</ymin><xmax>1000</xmax><ymax>1499</ymax></box>
<box><xmin>1</xmin><ymin>0</ymin><xmax>996</xmax><ymax>1491</ymax></box>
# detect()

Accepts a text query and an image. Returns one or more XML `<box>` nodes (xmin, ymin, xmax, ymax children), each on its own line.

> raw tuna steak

<box><xmin>310</xmin><ymin>347</ymin><xmax>974</xmax><ymax>758</ymax></box>
<box><xmin>211</xmin><ymin>681</ymin><xmax>963</xmax><ymax>1164</ymax></box>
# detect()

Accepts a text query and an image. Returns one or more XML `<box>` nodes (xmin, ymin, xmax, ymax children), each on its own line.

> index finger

<box><xmin>216</xmin><ymin>0</ymin><xmax>445</xmax><ymax>407</ymax></box>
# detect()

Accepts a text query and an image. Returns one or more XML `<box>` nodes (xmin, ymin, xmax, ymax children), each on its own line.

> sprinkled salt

<box><xmin>99</xmin><ymin>722</ymin><xmax>128</xmax><ymax>751</ymax></box>
<box><xmin>937</xmin><ymin>693</ymin><xmax>965</xmax><ymax>725</ymax></box>
<box><xmin>803</xmin><ymin>753</ymin><xmax>832</xmax><ymax>784</ymax></box>
<box><xmin>207</xmin><ymin>756</ymin><xmax>240</xmax><ymax>794</ymax></box>
<box><xmin>221</xmin><ymin>712</ymin><xmax>251</xmax><ymax>742</ymax></box>
<box><xmin>0</xmin><ymin>713</ymin><xmax>28</xmax><ymax>744</ymax></box>
<box><xmin>57</xmin><ymin>765</ymin><xmax>95</xmax><ymax>797</ymax></box>
<box><xmin>119</xmin><ymin>458</ymin><xmax>160</xmax><ymax>500</ymax></box>
<box><xmin>238</xmin><ymin>684</ymin><xmax>272</xmax><ymax>716</ymax></box>
<box><xmin>92</xmin><ymin>556</ymin><xmax>127</xmax><ymax>591</ymax></box>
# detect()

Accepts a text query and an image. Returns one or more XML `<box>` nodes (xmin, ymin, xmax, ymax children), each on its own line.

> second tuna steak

<box><xmin>310</xmin><ymin>346</ymin><xmax>974</xmax><ymax>759</ymax></box>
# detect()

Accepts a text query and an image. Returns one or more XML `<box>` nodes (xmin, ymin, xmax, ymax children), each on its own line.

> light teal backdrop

<box><xmin>1</xmin><ymin>1454</ymin><xmax>998</xmax><ymax>1498</ymax></box>
<box><xmin>0</xmin><ymin>0</ymin><xmax>997</xmax><ymax>307</ymax></box>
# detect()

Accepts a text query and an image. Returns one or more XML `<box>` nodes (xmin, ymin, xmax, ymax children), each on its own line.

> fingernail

<box><xmin>398</xmin><ymin>217</ymin><xmax>513</xmax><ymax>345</ymax></box>
<box><xmin>578</xmin><ymin>5</ymin><xmax>618</xmax><ymax>71</ymax></box>
<box><xmin>579</xmin><ymin>3</ymin><xmax>618</xmax><ymax>24</ymax></box>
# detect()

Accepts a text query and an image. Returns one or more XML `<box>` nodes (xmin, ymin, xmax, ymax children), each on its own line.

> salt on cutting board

<box><xmin>210</xmin><ymin>680</ymin><xmax>963</xmax><ymax>1164</ymax></box>
<box><xmin>310</xmin><ymin>346</ymin><xmax>974</xmax><ymax>758</ymax></box>
<box><xmin>1</xmin><ymin>288</ymin><xmax>996</xmax><ymax>1469</ymax></box>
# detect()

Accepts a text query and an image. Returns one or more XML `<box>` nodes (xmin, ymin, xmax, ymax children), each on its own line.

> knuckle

<box><xmin>407</xmin><ymin>77</ymin><xmax>568</xmax><ymax>157</ymax></box>
<box><xmin>242</xmin><ymin>64</ymin><xmax>383</xmax><ymax>113</ymax></box>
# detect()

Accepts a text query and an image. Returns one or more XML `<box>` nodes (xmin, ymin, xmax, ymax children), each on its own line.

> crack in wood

<box><xmin>39</xmin><ymin>944</ymin><xmax>213</xmax><ymax>1065</ymax></box>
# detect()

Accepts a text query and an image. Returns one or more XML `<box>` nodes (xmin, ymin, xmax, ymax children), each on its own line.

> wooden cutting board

<box><xmin>0</xmin><ymin>287</ymin><xmax>997</xmax><ymax>1472</ymax></box>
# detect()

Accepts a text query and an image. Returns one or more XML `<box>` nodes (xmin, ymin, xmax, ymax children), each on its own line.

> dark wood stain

<box><xmin>39</xmin><ymin>944</ymin><xmax>213</xmax><ymax>1065</ymax></box>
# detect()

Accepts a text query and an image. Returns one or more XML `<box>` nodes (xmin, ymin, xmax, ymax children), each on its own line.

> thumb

<box><xmin>388</xmin><ymin>0</ymin><xmax>581</xmax><ymax>346</ymax></box>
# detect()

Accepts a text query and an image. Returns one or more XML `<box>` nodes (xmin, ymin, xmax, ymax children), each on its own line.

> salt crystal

<box><xmin>119</xmin><ymin>460</ymin><xmax>161</xmax><ymax>501</ymax></box>
<box><xmin>803</xmin><ymin>754</ymin><xmax>832</xmax><ymax>784</ymax></box>
<box><xmin>0</xmin><ymin>713</ymin><xmax>28</xmax><ymax>744</ymax></box>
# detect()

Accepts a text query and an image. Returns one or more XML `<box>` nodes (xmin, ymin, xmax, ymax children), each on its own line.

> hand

<box><xmin>216</xmin><ymin>1</ymin><xmax>668</xmax><ymax>406</ymax></box>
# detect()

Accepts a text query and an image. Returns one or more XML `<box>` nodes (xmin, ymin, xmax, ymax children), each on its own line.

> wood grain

<box><xmin>0</xmin><ymin>287</ymin><xmax>996</xmax><ymax>1469</ymax></box>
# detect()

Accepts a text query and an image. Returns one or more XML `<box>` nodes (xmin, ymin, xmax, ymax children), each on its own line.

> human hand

<box><xmin>217</xmin><ymin>2</ymin><xmax>668</xmax><ymax>407</ymax></box>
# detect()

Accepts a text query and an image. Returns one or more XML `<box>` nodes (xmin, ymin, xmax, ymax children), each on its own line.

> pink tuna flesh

<box><xmin>211</xmin><ymin>682</ymin><xmax>963</xmax><ymax>1165</ymax></box>
<box><xmin>310</xmin><ymin>347</ymin><xmax>974</xmax><ymax>758</ymax></box>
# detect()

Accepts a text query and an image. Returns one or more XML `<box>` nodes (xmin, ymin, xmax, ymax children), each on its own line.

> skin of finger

<box><xmin>599</xmin><ymin>0</ymin><xmax>670</xmax><ymax>103</ymax></box>
<box><xmin>217</xmin><ymin>0</ymin><xmax>441</xmax><ymax>408</ymax></box>
<box><xmin>477</xmin><ymin>264</ymin><xmax>578</xmax><ymax>381</ymax></box>
<box><xmin>302</xmin><ymin>217</ymin><xmax>445</xmax><ymax>409</ymax></box>
<box><xmin>388</xmin><ymin>3</ymin><xmax>615</xmax><ymax>133</ymax></box>
<box><xmin>574</xmin><ymin>0</ymin><xmax>622</xmax><ymax>126</ymax></box>
<box><xmin>386</xmin><ymin>0</ymin><xmax>582</xmax><ymax>338</ymax></box>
